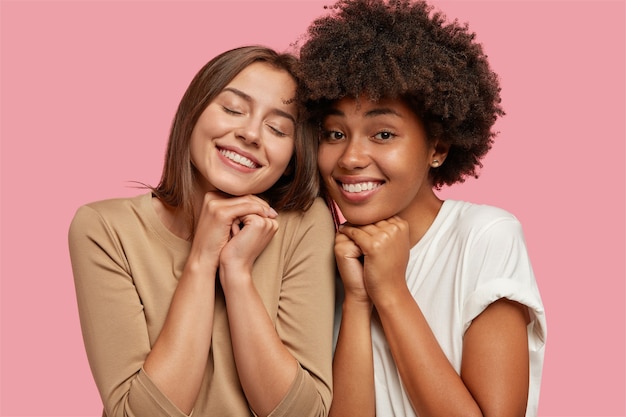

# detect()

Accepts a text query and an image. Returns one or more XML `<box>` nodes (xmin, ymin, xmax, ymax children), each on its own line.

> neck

<box><xmin>152</xmin><ymin>196</ymin><xmax>191</xmax><ymax>240</ymax></box>
<box><xmin>401</xmin><ymin>190</ymin><xmax>444</xmax><ymax>247</ymax></box>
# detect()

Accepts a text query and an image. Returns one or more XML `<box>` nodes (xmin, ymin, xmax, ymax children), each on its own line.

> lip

<box><xmin>333</xmin><ymin>176</ymin><xmax>384</xmax><ymax>203</ymax></box>
<box><xmin>217</xmin><ymin>145</ymin><xmax>262</xmax><ymax>172</ymax></box>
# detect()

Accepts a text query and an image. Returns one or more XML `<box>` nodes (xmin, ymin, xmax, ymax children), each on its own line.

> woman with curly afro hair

<box><xmin>297</xmin><ymin>0</ymin><xmax>547</xmax><ymax>416</ymax></box>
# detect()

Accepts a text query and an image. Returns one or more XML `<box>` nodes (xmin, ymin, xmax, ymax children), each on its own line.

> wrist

<box><xmin>342</xmin><ymin>294</ymin><xmax>373</xmax><ymax>313</ymax></box>
<box><xmin>219</xmin><ymin>266</ymin><xmax>254</xmax><ymax>294</ymax></box>
<box><xmin>184</xmin><ymin>256</ymin><xmax>218</xmax><ymax>279</ymax></box>
<box><xmin>371</xmin><ymin>286</ymin><xmax>413</xmax><ymax>314</ymax></box>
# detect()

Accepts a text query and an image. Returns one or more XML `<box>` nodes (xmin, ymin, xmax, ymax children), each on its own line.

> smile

<box><xmin>219</xmin><ymin>148</ymin><xmax>259</xmax><ymax>169</ymax></box>
<box><xmin>340</xmin><ymin>181</ymin><xmax>382</xmax><ymax>193</ymax></box>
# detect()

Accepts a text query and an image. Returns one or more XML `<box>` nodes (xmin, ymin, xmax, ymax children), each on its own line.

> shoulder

<box><xmin>306</xmin><ymin>197</ymin><xmax>335</xmax><ymax>224</ymax></box>
<box><xmin>447</xmin><ymin>200</ymin><xmax>518</xmax><ymax>224</ymax></box>
<box><xmin>443</xmin><ymin>200</ymin><xmax>524</xmax><ymax>239</ymax></box>
<box><xmin>278</xmin><ymin>197</ymin><xmax>334</xmax><ymax>229</ymax></box>
<box><xmin>73</xmin><ymin>193</ymin><xmax>146</xmax><ymax>219</ymax></box>
<box><xmin>274</xmin><ymin>198</ymin><xmax>335</xmax><ymax>249</ymax></box>
<box><xmin>69</xmin><ymin>194</ymin><xmax>149</xmax><ymax>238</ymax></box>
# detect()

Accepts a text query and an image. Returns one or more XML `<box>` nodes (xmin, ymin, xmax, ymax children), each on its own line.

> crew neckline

<box><xmin>141</xmin><ymin>193</ymin><xmax>191</xmax><ymax>252</ymax></box>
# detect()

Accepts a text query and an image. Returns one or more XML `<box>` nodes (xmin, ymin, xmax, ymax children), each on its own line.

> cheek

<box><xmin>189</xmin><ymin>131</ymin><xmax>204</xmax><ymax>167</ymax></box>
<box><xmin>197</xmin><ymin>105</ymin><xmax>234</xmax><ymax>137</ymax></box>
<box><xmin>268</xmin><ymin>139</ymin><xmax>295</xmax><ymax>171</ymax></box>
<box><xmin>317</xmin><ymin>146</ymin><xmax>336</xmax><ymax>176</ymax></box>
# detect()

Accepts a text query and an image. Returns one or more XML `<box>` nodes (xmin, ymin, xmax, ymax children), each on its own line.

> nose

<box><xmin>337</xmin><ymin>137</ymin><xmax>370</xmax><ymax>170</ymax></box>
<box><xmin>235</xmin><ymin>117</ymin><xmax>262</xmax><ymax>146</ymax></box>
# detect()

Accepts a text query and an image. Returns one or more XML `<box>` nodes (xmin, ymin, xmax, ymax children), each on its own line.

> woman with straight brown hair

<box><xmin>69</xmin><ymin>45</ymin><xmax>335</xmax><ymax>417</ymax></box>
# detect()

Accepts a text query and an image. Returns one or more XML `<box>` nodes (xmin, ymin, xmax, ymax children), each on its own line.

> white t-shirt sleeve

<box><xmin>460</xmin><ymin>214</ymin><xmax>547</xmax><ymax>352</ymax></box>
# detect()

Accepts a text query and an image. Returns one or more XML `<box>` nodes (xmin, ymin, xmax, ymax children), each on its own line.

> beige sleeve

<box><xmin>269</xmin><ymin>199</ymin><xmax>337</xmax><ymax>417</ymax></box>
<box><xmin>68</xmin><ymin>205</ymin><xmax>190</xmax><ymax>417</ymax></box>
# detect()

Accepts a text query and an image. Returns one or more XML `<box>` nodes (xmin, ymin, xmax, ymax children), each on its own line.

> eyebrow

<box><xmin>222</xmin><ymin>87</ymin><xmax>296</xmax><ymax>124</ymax></box>
<box><xmin>325</xmin><ymin>106</ymin><xmax>402</xmax><ymax>118</ymax></box>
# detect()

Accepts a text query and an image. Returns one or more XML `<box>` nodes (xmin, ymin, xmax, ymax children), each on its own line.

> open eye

<box><xmin>321</xmin><ymin>130</ymin><xmax>345</xmax><ymax>141</ymax></box>
<box><xmin>373</xmin><ymin>130</ymin><xmax>396</xmax><ymax>141</ymax></box>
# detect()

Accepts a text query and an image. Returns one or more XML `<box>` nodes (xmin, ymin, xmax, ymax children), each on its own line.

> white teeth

<box><xmin>220</xmin><ymin>149</ymin><xmax>257</xmax><ymax>169</ymax></box>
<box><xmin>341</xmin><ymin>182</ymin><xmax>380</xmax><ymax>193</ymax></box>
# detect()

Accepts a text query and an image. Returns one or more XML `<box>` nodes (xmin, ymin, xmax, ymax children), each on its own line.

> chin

<box><xmin>340</xmin><ymin>209</ymin><xmax>387</xmax><ymax>226</ymax></box>
<box><xmin>213</xmin><ymin>182</ymin><xmax>257</xmax><ymax>197</ymax></box>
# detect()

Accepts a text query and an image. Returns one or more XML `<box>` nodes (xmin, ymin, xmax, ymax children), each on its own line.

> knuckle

<box><xmin>371</xmin><ymin>240</ymin><xmax>383</xmax><ymax>252</ymax></box>
<box><xmin>205</xmin><ymin>198</ymin><xmax>221</xmax><ymax>212</ymax></box>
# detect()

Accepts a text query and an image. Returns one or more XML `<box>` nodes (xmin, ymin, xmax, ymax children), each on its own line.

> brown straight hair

<box><xmin>152</xmin><ymin>46</ymin><xmax>319</xmax><ymax>235</ymax></box>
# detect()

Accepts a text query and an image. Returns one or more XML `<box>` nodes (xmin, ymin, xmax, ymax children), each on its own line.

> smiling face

<box><xmin>190</xmin><ymin>62</ymin><xmax>297</xmax><ymax>197</ymax></box>
<box><xmin>318</xmin><ymin>96</ymin><xmax>448</xmax><ymax>227</ymax></box>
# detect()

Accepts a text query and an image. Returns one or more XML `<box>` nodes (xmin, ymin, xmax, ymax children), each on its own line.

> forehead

<box><xmin>328</xmin><ymin>95</ymin><xmax>415</xmax><ymax>118</ymax></box>
<box><xmin>224</xmin><ymin>62</ymin><xmax>297</xmax><ymax>107</ymax></box>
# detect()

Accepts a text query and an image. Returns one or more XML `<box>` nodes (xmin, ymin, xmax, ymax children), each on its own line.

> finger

<box><xmin>339</xmin><ymin>224</ymin><xmax>376</xmax><ymax>246</ymax></box>
<box><xmin>239</xmin><ymin>214</ymin><xmax>279</xmax><ymax>234</ymax></box>
<box><xmin>340</xmin><ymin>222</ymin><xmax>387</xmax><ymax>237</ymax></box>
<box><xmin>340</xmin><ymin>224</ymin><xmax>401</xmax><ymax>256</ymax></box>
<box><xmin>236</xmin><ymin>194</ymin><xmax>278</xmax><ymax>217</ymax></box>
<box><xmin>230</xmin><ymin>219</ymin><xmax>241</xmax><ymax>237</ymax></box>
<box><xmin>335</xmin><ymin>231</ymin><xmax>354</xmax><ymax>244</ymax></box>
<box><xmin>204</xmin><ymin>199</ymin><xmax>278</xmax><ymax>223</ymax></box>
<box><xmin>379</xmin><ymin>216</ymin><xmax>408</xmax><ymax>230</ymax></box>
<box><xmin>202</xmin><ymin>190</ymin><xmax>231</xmax><ymax>201</ymax></box>
<box><xmin>202</xmin><ymin>192</ymin><xmax>276</xmax><ymax>214</ymax></box>
<box><xmin>344</xmin><ymin>217</ymin><xmax>408</xmax><ymax>240</ymax></box>
<box><xmin>338</xmin><ymin>224</ymin><xmax>368</xmax><ymax>238</ymax></box>
<box><xmin>334</xmin><ymin>232</ymin><xmax>363</xmax><ymax>258</ymax></box>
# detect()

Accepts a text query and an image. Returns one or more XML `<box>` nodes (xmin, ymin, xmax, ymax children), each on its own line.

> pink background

<box><xmin>1</xmin><ymin>0</ymin><xmax>624</xmax><ymax>416</ymax></box>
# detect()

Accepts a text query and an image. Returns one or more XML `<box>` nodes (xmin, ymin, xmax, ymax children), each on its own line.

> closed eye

<box><xmin>222</xmin><ymin>106</ymin><xmax>243</xmax><ymax>115</ymax></box>
<box><xmin>267</xmin><ymin>124</ymin><xmax>288</xmax><ymax>137</ymax></box>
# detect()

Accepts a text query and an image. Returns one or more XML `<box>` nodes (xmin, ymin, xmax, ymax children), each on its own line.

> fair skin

<box><xmin>145</xmin><ymin>62</ymin><xmax>299</xmax><ymax>416</ymax></box>
<box><xmin>320</xmin><ymin>96</ymin><xmax>530</xmax><ymax>417</ymax></box>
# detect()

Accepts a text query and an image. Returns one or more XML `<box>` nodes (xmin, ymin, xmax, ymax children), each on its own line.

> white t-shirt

<box><xmin>364</xmin><ymin>200</ymin><xmax>546</xmax><ymax>416</ymax></box>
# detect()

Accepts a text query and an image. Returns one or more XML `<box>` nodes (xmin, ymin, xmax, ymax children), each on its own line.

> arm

<box><xmin>461</xmin><ymin>299</ymin><xmax>530</xmax><ymax>416</ymax></box>
<box><xmin>329</xmin><ymin>233</ymin><xmax>376</xmax><ymax>417</ymax></box>
<box><xmin>144</xmin><ymin>193</ymin><xmax>277</xmax><ymax>413</ymax></box>
<box><xmin>220</xmin><ymin>199</ymin><xmax>336</xmax><ymax>417</ymax></box>
<box><xmin>69</xmin><ymin>194</ymin><xmax>277</xmax><ymax>416</ymax></box>
<box><xmin>341</xmin><ymin>217</ymin><xmax>531</xmax><ymax>417</ymax></box>
<box><xmin>69</xmin><ymin>204</ymin><xmax>194</xmax><ymax>417</ymax></box>
<box><xmin>374</xmin><ymin>291</ymin><xmax>528</xmax><ymax>417</ymax></box>
<box><xmin>219</xmin><ymin>212</ymin><xmax>298</xmax><ymax>417</ymax></box>
<box><xmin>140</xmin><ymin>251</ymin><xmax>216</xmax><ymax>414</ymax></box>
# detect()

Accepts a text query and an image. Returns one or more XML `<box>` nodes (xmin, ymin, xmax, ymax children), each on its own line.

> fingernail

<box><xmin>268</xmin><ymin>207</ymin><xmax>278</xmax><ymax>217</ymax></box>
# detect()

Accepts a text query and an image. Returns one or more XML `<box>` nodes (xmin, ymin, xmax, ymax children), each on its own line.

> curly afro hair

<box><xmin>297</xmin><ymin>0</ymin><xmax>505</xmax><ymax>188</ymax></box>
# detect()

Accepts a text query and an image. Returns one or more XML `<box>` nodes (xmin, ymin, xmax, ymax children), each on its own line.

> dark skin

<box><xmin>321</xmin><ymin>96</ymin><xmax>530</xmax><ymax>417</ymax></box>
<box><xmin>332</xmin><ymin>218</ymin><xmax>530</xmax><ymax>417</ymax></box>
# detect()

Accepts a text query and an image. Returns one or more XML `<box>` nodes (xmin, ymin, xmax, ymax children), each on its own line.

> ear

<box><xmin>429</xmin><ymin>140</ymin><xmax>450</xmax><ymax>168</ymax></box>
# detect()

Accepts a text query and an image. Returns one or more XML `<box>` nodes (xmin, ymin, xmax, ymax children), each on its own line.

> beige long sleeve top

<box><xmin>68</xmin><ymin>193</ymin><xmax>336</xmax><ymax>417</ymax></box>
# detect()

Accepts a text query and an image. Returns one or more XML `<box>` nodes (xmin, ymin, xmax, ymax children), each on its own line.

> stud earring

<box><xmin>431</xmin><ymin>159</ymin><xmax>440</xmax><ymax>168</ymax></box>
